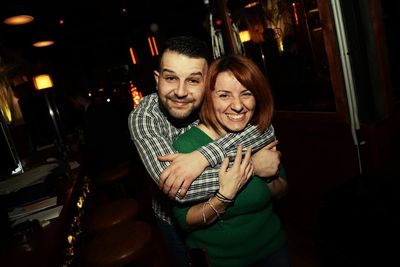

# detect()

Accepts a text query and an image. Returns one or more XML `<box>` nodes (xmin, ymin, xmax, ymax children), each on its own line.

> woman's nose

<box><xmin>230</xmin><ymin>97</ymin><xmax>244</xmax><ymax>112</ymax></box>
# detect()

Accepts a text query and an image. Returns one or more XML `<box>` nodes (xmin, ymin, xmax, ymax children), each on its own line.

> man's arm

<box><xmin>267</xmin><ymin>164</ymin><xmax>288</xmax><ymax>200</ymax></box>
<box><xmin>128</xmin><ymin>111</ymin><xmax>176</xmax><ymax>185</ymax></box>
<box><xmin>128</xmin><ymin>106</ymin><xmax>215</xmax><ymax>201</ymax></box>
<box><xmin>251</xmin><ymin>140</ymin><xmax>281</xmax><ymax>178</ymax></box>
<box><xmin>160</xmin><ymin>124</ymin><xmax>277</xmax><ymax>201</ymax></box>
<box><xmin>197</xmin><ymin>124</ymin><xmax>276</xmax><ymax>167</ymax></box>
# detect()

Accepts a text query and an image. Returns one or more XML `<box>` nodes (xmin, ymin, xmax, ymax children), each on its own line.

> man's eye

<box><xmin>165</xmin><ymin>76</ymin><xmax>177</xmax><ymax>81</ymax></box>
<box><xmin>188</xmin><ymin>79</ymin><xmax>200</xmax><ymax>84</ymax></box>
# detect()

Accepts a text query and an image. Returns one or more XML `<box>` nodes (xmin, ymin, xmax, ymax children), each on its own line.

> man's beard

<box><xmin>159</xmin><ymin>98</ymin><xmax>200</xmax><ymax>127</ymax></box>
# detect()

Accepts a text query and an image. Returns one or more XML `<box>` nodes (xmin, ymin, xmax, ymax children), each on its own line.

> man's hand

<box><xmin>252</xmin><ymin>140</ymin><xmax>281</xmax><ymax>178</ymax></box>
<box><xmin>158</xmin><ymin>151</ymin><xmax>209</xmax><ymax>199</ymax></box>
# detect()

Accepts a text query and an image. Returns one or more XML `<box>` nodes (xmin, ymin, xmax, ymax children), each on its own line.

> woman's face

<box><xmin>212</xmin><ymin>71</ymin><xmax>256</xmax><ymax>134</ymax></box>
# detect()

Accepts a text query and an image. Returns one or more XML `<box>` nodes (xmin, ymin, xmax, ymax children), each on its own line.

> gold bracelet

<box><xmin>202</xmin><ymin>202</ymin><xmax>207</xmax><ymax>224</ymax></box>
<box><xmin>207</xmin><ymin>198</ymin><xmax>224</xmax><ymax>221</ymax></box>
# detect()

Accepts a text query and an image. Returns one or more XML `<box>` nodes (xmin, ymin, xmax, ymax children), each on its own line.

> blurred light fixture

<box><xmin>239</xmin><ymin>30</ymin><xmax>251</xmax><ymax>43</ymax></box>
<box><xmin>292</xmin><ymin>3</ymin><xmax>299</xmax><ymax>26</ymax></box>
<box><xmin>33</xmin><ymin>74</ymin><xmax>53</xmax><ymax>90</ymax></box>
<box><xmin>245</xmin><ymin>1</ymin><xmax>259</xmax><ymax>8</ymax></box>
<box><xmin>215</xmin><ymin>18</ymin><xmax>223</xmax><ymax>27</ymax></box>
<box><xmin>130</xmin><ymin>81</ymin><xmax>142</xmax><ymax>109</ymax></box>
<box><xmin>32</xmin><ymin>40</ymin><xmax>55</xmax><ymax>47</ymax></box>
<box><xmin>129</xmin><ymin>47</ymin><xmax>138</xmax><ymax>64</ymax></box>
<box><xmin>3</xmin><ymin>15</ymin><xmax>34</xmax><ymax>25</ymax></box>
<box><xmin>147</xmin><ymin>36</ymin><xmax>159</xmax><ymax>57</ymax></box>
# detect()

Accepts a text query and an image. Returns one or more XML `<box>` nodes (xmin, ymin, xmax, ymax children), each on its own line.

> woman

<box><xmin>172</xmin><ymin>54</ymin><xmax>289</xmax><ymax>267</ymax></box>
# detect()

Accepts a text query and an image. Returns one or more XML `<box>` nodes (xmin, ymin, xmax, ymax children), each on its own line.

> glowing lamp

<box><xmin>33</xmin><ymin>74</ymin><xmax>53</xmax><ymax>90</ymax></box>
<box><xmin>239</xmin><ymin>31</ymin><xmax>251</xmax><ymax>43</ymax></box>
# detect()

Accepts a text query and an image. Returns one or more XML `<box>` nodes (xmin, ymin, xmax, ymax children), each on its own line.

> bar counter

<box><xmin>0</xmin><ymin>162</ymin><xmax>87</xmax><ymax>267</ymax></box>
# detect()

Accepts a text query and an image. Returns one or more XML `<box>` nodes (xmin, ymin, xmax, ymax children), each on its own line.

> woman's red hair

<box><xmin>199</xmin><ymin>54</ymin><xmax>274</xmax><ymax>134</ymax></box>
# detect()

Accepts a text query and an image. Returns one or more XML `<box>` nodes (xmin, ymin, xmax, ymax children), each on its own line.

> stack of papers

<box><xmin>8</xmin><ymin>196</ymin><xmax>63</xmax><ymax>226</ymax></box>
<box><xmin>0</xmin><ymin>163</ymin><xmax>59</xmax><ymax>195</ymax></box>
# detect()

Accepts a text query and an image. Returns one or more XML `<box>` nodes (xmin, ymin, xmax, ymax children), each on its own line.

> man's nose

<box><xmin>174</xmin><ymin>82</ymin><xmax>188</xmax><ymax>98</ymax></box>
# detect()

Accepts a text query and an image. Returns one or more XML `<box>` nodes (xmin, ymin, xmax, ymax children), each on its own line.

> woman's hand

<box><xmin>218</xmin><ymin>144</ymin><xmax>254</xmax><ymax>200</ymax></box>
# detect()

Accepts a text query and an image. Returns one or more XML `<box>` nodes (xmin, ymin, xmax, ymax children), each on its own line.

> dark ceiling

<box><xmin>0</xmin><ymin>0</ymin><xmax>210</xmax><ymax>91</ymax></box>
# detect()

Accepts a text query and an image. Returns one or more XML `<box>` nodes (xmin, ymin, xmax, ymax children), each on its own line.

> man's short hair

<box><xmin>162</xmin><ymin>36</ymin><xmax>212</xmax><ymax>65</ymax></box>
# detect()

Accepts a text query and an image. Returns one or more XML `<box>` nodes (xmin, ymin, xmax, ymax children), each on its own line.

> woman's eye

<box><xmin>242</xmin><ymin>91</ymin><xmax>253</xmax><ymax>97</ymax></box>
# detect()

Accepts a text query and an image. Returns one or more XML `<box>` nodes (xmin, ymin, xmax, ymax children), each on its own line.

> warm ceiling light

<box><xmin>3</xmin><ymin>15</ymin><xmax>34</xmax><ymax>25</ymax></box>
<box><xmin>32</xmin><ymin>40</ymin><xmax>55</xmax><ymax>47</ymax></box>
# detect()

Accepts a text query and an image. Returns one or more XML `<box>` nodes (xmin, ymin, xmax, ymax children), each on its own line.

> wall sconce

<box><xmin>33</xmin><ymin>74</ymin><xmax>53</xmax><ymax>90</ymax></box>
<box><xmin>33</xmin><ymin>74</ymin><xmax>66</xmax><ymax>158</ymax></box>
<box><xmin>239</xmin><ymin>30</ymin><xmax>251</xmax><ymax>43</ymax></box>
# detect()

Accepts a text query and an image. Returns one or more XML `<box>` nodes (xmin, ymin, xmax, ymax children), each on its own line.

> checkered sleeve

<box><xmin>128</xmin><ymin>111</ymin><xmax>175</xmax><ymax>186</ymax></box>
<box><xmin>128</xmin><ymin>96</ymin><xmax>220</xmax><ymax>202</ymax></box>
<box><xmin>196</xmin><ymin>124</ymin><xmax>276</xmax><ymax>166</ymax></box>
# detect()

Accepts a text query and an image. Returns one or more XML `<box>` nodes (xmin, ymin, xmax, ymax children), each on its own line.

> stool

<box><xmin>83</xmin><ymin>221</ymin><xmax>152</xmax><ymax>267</ymax></box>
<box><xmin>95</xmin><ymin>161</ymin><xmax>133</xmax><ymax>202</ymax></box>
<box><xmin>85</xmin><ymin>198</ymin><xmax>139</xmax><ymax>235</ymax></box>
<box><xmin>97</xmin><ymin>161</ymin><xmax>131</xmax><ymax>187</ymax></box>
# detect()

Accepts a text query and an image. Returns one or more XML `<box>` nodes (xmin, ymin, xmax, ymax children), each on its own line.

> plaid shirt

<box><xmin>128</xmin><ymin>93</ymin><xmax>276</xmax><ymax>224</ymax></box>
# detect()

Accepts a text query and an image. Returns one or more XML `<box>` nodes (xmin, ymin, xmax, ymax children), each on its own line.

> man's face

<box><xmin>154</xmin><ymin>51</ymin><xmax>208</xmax><ymax>119</ymax></box>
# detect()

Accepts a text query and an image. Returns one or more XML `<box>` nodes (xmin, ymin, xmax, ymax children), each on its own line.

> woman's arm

<box><xmin>182</xmin><ymin>145</ymin><xmax>254</xmax><ymax>228</ymax></box>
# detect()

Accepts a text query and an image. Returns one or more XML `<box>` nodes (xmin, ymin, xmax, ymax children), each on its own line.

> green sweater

<box><xmin>172</xmin><ymin>127</ymin><xmax>286</xmax><ymax>267</ymax></box>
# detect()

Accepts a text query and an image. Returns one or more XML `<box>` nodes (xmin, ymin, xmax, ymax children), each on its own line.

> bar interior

<box><xmin>0</xmin><ymin>0</ymin><xmax>399</xmax><ymax>266</ymax></box>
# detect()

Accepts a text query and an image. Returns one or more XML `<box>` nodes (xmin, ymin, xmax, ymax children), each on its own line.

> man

<box><xmin>69</xmin><ymin>91</ymin><xmax>131</xmax><ymax>175</ymax></box>
<box><xmin>128</xmin><ymin>36</ymin><xmax>280</xmax><ymax>266</ymax></box>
